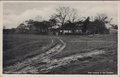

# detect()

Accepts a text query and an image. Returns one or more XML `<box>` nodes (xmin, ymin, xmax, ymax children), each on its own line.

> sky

<box><xmin>3</xmin><ymin>1</ymin><xmax>118</xmax><ymax>29</ymax></box>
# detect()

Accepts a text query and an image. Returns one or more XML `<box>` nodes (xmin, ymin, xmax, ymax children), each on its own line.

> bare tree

<box><xmin>95</xmin><ymin>13</ymin><xmax>112</xmax><ymax>23</ymax></box>
<box><xmin>52</xmin><ymin>6</ymin><xmax>78</xmax><ymax>26</ymax></box>
<box><xmin>68</xmin><ymin>8</ymin><xmax>78</xmax><ymax>23</ymax></box>
<box><xmin>93</xmin><ymin>13</ymin><xmax>112</xmax><ymax>34</ymax></box>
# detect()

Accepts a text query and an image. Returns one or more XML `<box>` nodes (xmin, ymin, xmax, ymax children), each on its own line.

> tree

<box><xmin>52</xmin><ymin>6</ymin><xmax>78</xmax><ymax>26</ymax></box>
<box><xmin>25</xmin><ymin>19</ymin><xmax>34</xmax><ymax>31</ymax></box>
<box><xmin>111</xmin><ymin>24</ymin><xmax>118</xmax><ymax>29</ymax></box>
<box><xmin>82</xmin><ymin>17</ymin><xmax>90</xmax><ymax>34</ymax></box>
<box><xmin>95</xmin><ymin>13</ymin><xmax>112</xmax><ymax>24</ymax></box>
<box><xmin>49</xmin><ymin>18</ymin><xmax>57</xmax><ymax>27</ymax></box>
<box><xmin>67</xmin><ymin>8</ymin><xmax>78</xmax><ymax>23</ymax></box>
<box><xmin>32</xmin><ymin>20</ymin><xmax>50</xmax><ymax>34</ymax></box>
<box><xmin>94</xmin><ymin>13</ymin><xmax>111</xmax><ymax>34</ymax></box>
<box><xmin>16</xmin><ymin>19</ymin><xmax>36</xmax><ymax>33</ymax></box>
<box><xmin>17</xmin><ymin>23</ymin><xmax>26</xmax><ymax>33</ymax></box>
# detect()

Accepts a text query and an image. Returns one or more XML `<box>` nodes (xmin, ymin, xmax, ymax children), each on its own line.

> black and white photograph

<box><xmin>1</xmin><ymin>1</ymin><xmax>119</xmax><ymax>75</ymax></box>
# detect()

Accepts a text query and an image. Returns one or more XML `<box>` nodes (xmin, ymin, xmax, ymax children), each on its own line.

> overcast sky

<box><xmin>3</xmin><ymin>1</ymin><xmax>118</xmax><ymax>29</ymax></box>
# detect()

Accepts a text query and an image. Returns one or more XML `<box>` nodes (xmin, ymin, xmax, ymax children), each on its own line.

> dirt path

<box><xmin>37</xmin><ymin>50</ymin><xmax>105</xmax><ymax>73</ymax></box>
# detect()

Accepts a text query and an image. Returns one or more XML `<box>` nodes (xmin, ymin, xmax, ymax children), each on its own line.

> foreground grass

<box><xmin>3</xmin><ymin>34</ymin><xmax>53</xmax><ymax>67</ymax></box>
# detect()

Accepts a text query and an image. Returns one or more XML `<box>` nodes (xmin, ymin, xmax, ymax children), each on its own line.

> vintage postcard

<box><xmin>0</xmin><ymin>1</ymin><xmax>120</xmax><ymax>77</ymax></box>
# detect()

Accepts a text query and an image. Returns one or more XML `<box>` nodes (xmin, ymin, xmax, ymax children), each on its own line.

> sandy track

<box><xmin>37</xmin><ymin>50</ymin><xmax>105</xmax><ymax>73</ymax></box>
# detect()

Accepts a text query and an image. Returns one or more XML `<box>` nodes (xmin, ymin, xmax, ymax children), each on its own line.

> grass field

<box><xmin>3</xmin><ymin>29</ymin><xmax>117</xmax><ymax>74</ymax></box>
<box><xmin>3</xmin><ymin>34</ymin><xmax>54</xmax><ymax>67</ymax></box>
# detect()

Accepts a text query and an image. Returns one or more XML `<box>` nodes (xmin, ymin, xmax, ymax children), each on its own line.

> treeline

<box><xmin>16</xmin><ymin>20</ymin><xmax>51</xmax><ymax>34</ymax></box>
<box><xmin>3</xmin><ymin>6</ymin><xmax>117</xmax><ymax>35</ymax></box>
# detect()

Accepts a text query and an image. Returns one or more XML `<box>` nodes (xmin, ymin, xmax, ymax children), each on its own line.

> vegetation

<box><xmin>3</xmin><ymin>34</ymin><xmax>53</xmax><ymax>67</ymax></box>
<box><xmin>3</xmin><ymin>6</ymin><xmax>115</xmax><ymax>35</ymax></box>
<box><xmin>111</xmin><ymin>24</ymin><xmax>118</xmax><ymax>29</ymax></box>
